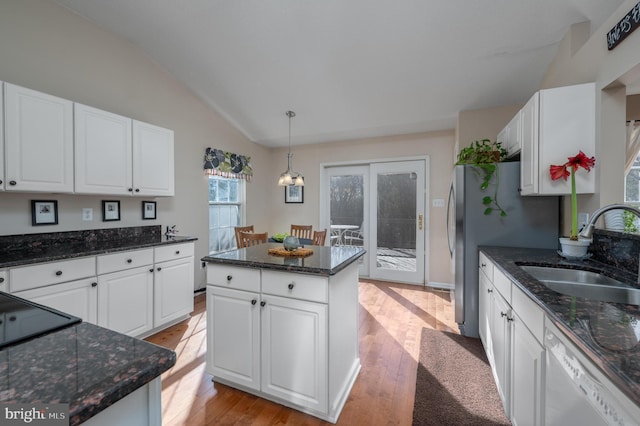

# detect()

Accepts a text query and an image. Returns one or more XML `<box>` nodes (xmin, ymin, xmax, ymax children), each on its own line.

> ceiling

<box><xmin>53</xmin><ymin>0</ymin><xmax>625</xmax><ymax>148</ymax></box>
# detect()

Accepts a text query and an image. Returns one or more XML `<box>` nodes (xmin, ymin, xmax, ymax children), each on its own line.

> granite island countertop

<box><xmin>202</xmin><ymin>243</ymin><xmax>365</xmax><ymax>276</ymax></box>
<box><xmin>480</xmin><ymin>246</ymin><xmax>640</xmax><ymax>407</ymax></box>
<box><xmin>0</xmin><ymin>321</ymin><xmax>175</xmax><ymax>426</ymax></box>
<box><xmin>0</xmin><ymin>226</ymin><xmax>197</xmax><ymax>269</ymax></box>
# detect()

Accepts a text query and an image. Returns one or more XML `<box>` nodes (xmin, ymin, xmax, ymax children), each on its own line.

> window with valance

<box><xmin>203</xmin><ymin>148</ymin><xmax>253</xmax><ymax>180</ymax></box>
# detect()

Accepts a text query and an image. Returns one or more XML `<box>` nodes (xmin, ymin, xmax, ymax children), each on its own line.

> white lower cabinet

<box><xmin>13</xmin><ymin>278</ymin><xmax>98</xmax><ymax>324</ymax></box>
<box><xmin>98</xmin><ymin>265</ymin><xmax>154</xmax><ymax>336</ymax></box>
<box><xmin>153</xmin><ymin>257</ymin><xmax>194</xmax><ymax>327</ymax></box>
<box><xmin>207</xmin><ymin>285</ymin><xmax>261</xmax><ymax>390</ymax></box>
<box><xmin>206</xmin><ymin>262</ymin><xmax>359</xmax><ymax>423</ymax></box>
<box><xmin>153</xmin><ymin>243</ymin><xmax>195</xmax><ymax>328</ymax></box>
<box><xmin>6</xmin><ymin>243</ymin><xmax>195</xmax><ymax>338</ymax></box>
<box><xmin>479</xmin><ymin>251</ymin><xmax>545</xmax><ymax>426</ymax></box>
<box><xmin>511</xmin><ymin>309</ymin><xmax>545</xmax><ymax>426</ymax></box>
<box><xmin>261</xmin><ymin>294</ymin><xmax>327</xmax><ymax>412</ymax></box>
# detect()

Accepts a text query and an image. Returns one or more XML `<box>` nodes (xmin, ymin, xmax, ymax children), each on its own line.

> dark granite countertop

<box><xmin>202</xmin><ymin>243</ymin><xmax>366</xmax><ymax>276</ymax></box>
<box><xmin>0</xmin><ymin>321</ymin><xmax>175</xmax><ymax>426</ymax></box>
<box><xmin>0</xmin><ymin>228</ymin><xmax>197</xmax><ymax>269</ymax></box>
<box><xmin>480</xmin><ymin>246</ymin><xmax>640</xmax><ymax>407</ymax></box>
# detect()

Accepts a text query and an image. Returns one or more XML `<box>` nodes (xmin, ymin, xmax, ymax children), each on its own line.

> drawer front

<box><xmin>155</xmin><ymin>243</ymin><xmax>195</xmax><ymax>263</ymax></box>
<box><xmin>98</xmin><ymin>249</ymin><xmax>154</xmax><ymax>275</ymax></box>
<box><xmin>10</xmin><ymin>257</ymin><xmax>96</xmax><ymax>292</ymax></box>
<box><xmin>512</xmin><ymin>283</ymin><xmax>544</xmax><ymax>343</ymax></box>
<box><xmin>206</xmin><ymin>264</ymin><xmax>260</xmax><ymax>293</ymax></box>
<box><xmin>0</xmin><ymin>270</ymin><xmax>7</xmax><ymax>293</ymax></box>
<box><xmin>479</xmin><ymin>252</ymin><xmax>494</xmax><ymax>283</ymax></box>
<box><xmin>262</xmin><ymin>270</ymin><xmax>328</xmax><ymax>303</ymax></box>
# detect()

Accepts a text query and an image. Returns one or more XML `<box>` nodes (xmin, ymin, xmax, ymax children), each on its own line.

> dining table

<box><xmin>329</xmin><ymin>224</ymin><xmax>359</xmax><ymax>245</ymax></box>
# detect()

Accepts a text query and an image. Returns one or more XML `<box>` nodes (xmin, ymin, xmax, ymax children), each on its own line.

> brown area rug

<box><xmin>412</xmin><ymin>328</ymin><xmax>511</xmax><ymax>425</ymax></box>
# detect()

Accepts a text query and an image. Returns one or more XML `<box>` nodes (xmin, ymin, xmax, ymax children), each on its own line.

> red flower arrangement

<box><xmin>549</xmin><ymin>151</ymin><xmax>596</xmax><ymax>240</ymax></box>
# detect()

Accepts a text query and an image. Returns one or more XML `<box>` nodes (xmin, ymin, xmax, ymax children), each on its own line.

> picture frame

<box><xmin>31</xmin><ymin>200</ymin><xmax>58</xmax><ymax>226</ymax></box>
<box><xmin>102</xmin><ymin>200</ymin><xmax>121</xmax><ymax>222</ymax></box>
<box><xmin>285</xmin><ymin>185</ymin><xmax>304</xmax><ymax>204</ymax></box>
<box><xmin>142</xmin><ymin>201</ymin><xmax>157</xmax><ymax>220</ymax></box>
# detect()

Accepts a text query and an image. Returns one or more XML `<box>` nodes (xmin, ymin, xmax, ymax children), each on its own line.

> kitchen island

<box><xmin>202</xmin><ymin>243</ymin><xmax>365</xmax><ymax>423</ymax></box>
<box><xmin>0</xmin><ymin>320</ymin><xmax>175</xmax><ymax>425</ymax></box>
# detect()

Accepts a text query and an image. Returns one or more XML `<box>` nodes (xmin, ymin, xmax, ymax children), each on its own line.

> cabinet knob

<box><xmin>157</xmin><ymin>267</ymin><xmax>162</xmax><ymax>272</ymax></box>
<box><xmin>251</xmin><ymin>299</ymin><xmax>257</xmax><ymax>305</ymax></box>
<box><xmin>226</xmin><ymin>275</ymin><xmax>232</xmax><ymax>281</ymax></box>
<box><xmin>55</xmin><ymin>270</ymin><xmax>63</xmax><ymax>276</ymax></box>
<box><xmin>0</xmin><ymin>179</ymin><xmax>3</xmax><ymax>185</ymax></box>
<box><xmin>175</xmin><ymin>250</ymin><xmax>180</xmax><ymax>255</ymax></box>
<box><xmin>0</xmin><ymin>277</ymin><xmax>4</xmax><ymax>283</ymax></box>
<box><xmin>287</xmin><ymin>282</ymin><xmax>295</xmax><ymax>290</ymax></box>
<box><xmin>9</xmin><ymin>316</ymin><xmax>16</xmax><ymax>322</ymax></box>
<box><xmin>487</xmin><ymin>288</ymin><xmax>493</xmax><ymax>293</ymax></box>
<box><xmin>135</xmin><ymin>188</ymin><xmax>140</xmax><ymax>193</ymax></box>
<box><xmin>9</xmin><ymin>180</ymin><xmax>16</xmax><ymax>186</ymax></box>
<box><xmin>481</xmin><ymin>263</ymin><xmax>486</xmax><ymax>268</ymax></box>
<box><xmin>260</xmin><ymin>300</ymin><xmax>266</xmax><ymax>307</ymax></box>
<box><xmin>149</xmin><ymin>268</ymin><xmax>154</xmax><ymax>273</ymax></box>
<box><xmin>128</xmin><ymin>187</ymin><xmax>133</xmax><ymax>192</ymax></box>
<box><xmin>91</xmin><ymin>282</ymin><xmax>98</xmax><ymax>287</ymax></box>
<box><xmin>126</xmin><ymin>259</ymin><xmax>133</xmax><ymax>263</ymax></box>
<box><xmin>507</xmin><ymin>316</ymin><xmax>514</xmax><ymax>322</ymax></box>
<box><xmin>501</xmin><ymin>311</ymin><xmax>508</xmax><ymax>318</ymax></box>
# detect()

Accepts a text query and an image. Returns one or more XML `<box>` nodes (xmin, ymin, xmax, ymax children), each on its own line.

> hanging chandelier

<box><xmin>277</xmin><ymin>110</ymin><xmax>304</xmax><ymax>186</ymax></box>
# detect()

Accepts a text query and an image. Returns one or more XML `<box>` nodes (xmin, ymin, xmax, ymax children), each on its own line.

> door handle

<box><xmin>418</xmin><ymin>214</ymin><xmax>423</xmax><ymax>231</ymax></box>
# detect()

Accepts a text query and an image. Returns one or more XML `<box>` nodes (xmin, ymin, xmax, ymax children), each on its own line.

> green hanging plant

<box><xmin>456</xmin><ymin>139</ymin><xmax>508</xmax><ymax>216</ymax></box>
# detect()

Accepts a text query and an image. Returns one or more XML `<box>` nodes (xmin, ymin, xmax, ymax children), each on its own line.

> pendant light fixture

<box><xmin>277</xmin><ymin>110</ymin><xmax>304</xmax><ymax>186</ymax></box>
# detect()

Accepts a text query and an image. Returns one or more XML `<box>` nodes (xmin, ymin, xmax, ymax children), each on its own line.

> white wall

<box><xmin>0</xmin><ymin>0</ymin><xmax>271</xmax><ymax>289</ymax></box>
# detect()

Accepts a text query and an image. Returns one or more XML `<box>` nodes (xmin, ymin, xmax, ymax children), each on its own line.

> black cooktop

<box><xmin>0</xmin><ymin>292</ymin><xmax>82</xmax><ymax>349</ymax></box>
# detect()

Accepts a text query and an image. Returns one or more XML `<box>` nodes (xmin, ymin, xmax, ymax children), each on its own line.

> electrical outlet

<box><xmin>82</xmin><ymin>208</ymin><xmax>93</xmax><ymax>221</ymax></box>
<box><xmin>432</xmin><ymin>199</ymin><xmax>445</xmax><ymax>208</ymax></box>
<box><xmin>578</xmin><ymin>212</ymin><xmax>589</xmax><ymax>230</ymax></box>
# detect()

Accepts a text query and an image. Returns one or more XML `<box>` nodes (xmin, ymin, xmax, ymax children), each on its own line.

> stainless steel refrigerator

<box><xmin>446</xmin><ymin>161</ymin><xmax>560</xmax><ymax>337</ymax></box>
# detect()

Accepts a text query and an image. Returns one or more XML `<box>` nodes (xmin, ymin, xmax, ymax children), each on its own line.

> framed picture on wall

<box><xmin>102</xmin><ymin>200</ymin><xmax>121</xmax><ymax>222</ymax></box>
<box><xmin>142</xmin><ymin>201</ymin><xmax>157</xmax><ymax>220</ymax></box>
<box><xmin>285</xmin><ymin>185</ymin><xmax>304</xmax><ymax>203</ymax></box>
<box><xmin>31</xmin><ymin>200</ymin><xmax>58</xmax><ymax>226</ymax></box>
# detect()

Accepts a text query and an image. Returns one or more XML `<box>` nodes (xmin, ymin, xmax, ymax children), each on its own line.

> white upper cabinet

<box><xmin>4</xmin><ymin>83</ymin><xmax>74</xmax><ymax>193</ymax></box>
<box><xmin>520</xmin><ymin>82</ymin><xmax>596</xmax><ymax>196</ymax></box>
<box><xmin>132</xmin><ymin>120</ymin><xmax>175</xmax><ymax>196</ymax></box>
<box><xmin>75</xmin><ymin>105</ymin><xmax>174</xmax><ymax>196</ymax></box>
<box><xmin>75</xmin><ymin>103</ymin><xmax>133</xmax><ymax>195</ymax></box>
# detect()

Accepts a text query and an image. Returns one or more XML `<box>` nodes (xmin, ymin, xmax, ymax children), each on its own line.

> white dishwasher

<box><xmin>544</xmin><ymin>321</ymin><xmax>640</xmax><ymax>426</ymax></box>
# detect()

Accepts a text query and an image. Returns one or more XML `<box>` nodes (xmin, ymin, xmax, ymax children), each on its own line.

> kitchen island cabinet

<box><xmin>203</xmin><ymin>243</ymin><xmax>365</xmax><ymax>424</ymax></box>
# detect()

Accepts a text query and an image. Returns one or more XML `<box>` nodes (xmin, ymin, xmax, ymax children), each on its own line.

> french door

<box><xmin>322</xmin><ymin>159</ymin><xmax>426</xmax><ymax>284</ymax></box>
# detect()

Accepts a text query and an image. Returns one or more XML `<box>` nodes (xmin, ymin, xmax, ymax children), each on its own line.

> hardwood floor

<box><xmin>145</xmin><ymin>279</ymin><xmax>457</xmax><ymax>425</ymax></box>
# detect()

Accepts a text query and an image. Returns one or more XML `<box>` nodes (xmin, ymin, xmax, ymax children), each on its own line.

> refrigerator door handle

<box><xmin>446</xmin><ymin>182</ymin><xmax>455</xmax><ymax>257</ymax></box>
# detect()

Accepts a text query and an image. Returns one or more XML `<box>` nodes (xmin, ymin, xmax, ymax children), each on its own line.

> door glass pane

<box><xmin>376</xmin><ymin>172</ymin><xmax>417</xmax><ymax>272</ymax></box>
<box><xmin>329</xmin><ymin>175</ymin><xmax>364</xmax><ymax>247</ymax></box>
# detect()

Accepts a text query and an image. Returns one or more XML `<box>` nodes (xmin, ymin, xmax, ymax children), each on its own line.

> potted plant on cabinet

<box><xmin>549</xmin><ymin>151</ymin><xmax>596</xmax><ymax>258</ymax></box>
<box><xmin>456</xmin><ymin>139</ymin><xmax>508</xmax><ymax>216</ymax></box>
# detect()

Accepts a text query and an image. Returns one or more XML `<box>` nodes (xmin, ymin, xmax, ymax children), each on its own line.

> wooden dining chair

<box><xmin>234</xmin><ymin>225</ymin><xmax>254</xmax><ymax>248</ymax></box>
<box><xmin>238</xmin><ymin>231</ymin><xmax>268</xmax><ymax>247</ymax></box>
<box><xmin>290</xmin><ymin>224</ymin><xmax>313</xmax><ymax>239</ymax></box>
<box><xmin>312</xmin><ymin>229</ymin><xmax>327</xmax><ymax>246</ymax></box>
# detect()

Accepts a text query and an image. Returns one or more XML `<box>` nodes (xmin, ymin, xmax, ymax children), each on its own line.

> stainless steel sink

<box><xmin>520</xmin><ymin>265</ymin><xmax>640</xmax><ymax>305</ymax></box>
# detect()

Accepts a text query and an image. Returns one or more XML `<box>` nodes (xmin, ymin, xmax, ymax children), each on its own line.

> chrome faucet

<box><xmin>578</xmin><ymin>204</ymin><xmax>640</xmax><ymax>239</ymax></box>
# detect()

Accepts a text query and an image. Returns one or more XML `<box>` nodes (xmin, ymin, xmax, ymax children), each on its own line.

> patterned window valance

<box><xmin>203</xmin><ymin>148</ymin><xmax>253</xmax><ymax>181</ymax></box>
